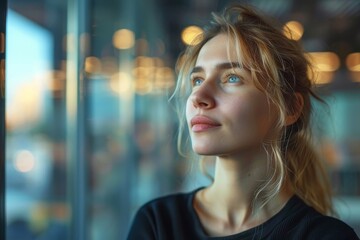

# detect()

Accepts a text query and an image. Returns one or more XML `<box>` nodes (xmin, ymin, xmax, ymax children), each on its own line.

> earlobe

<box><xmin>285</xmin><ymin>93</ymin><xmax>304</xmax><ymax>126</ymax></box>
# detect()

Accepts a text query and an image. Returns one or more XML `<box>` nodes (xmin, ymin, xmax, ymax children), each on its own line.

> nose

<box><xmin>189</xmin><ymin>82</ymin><xmax>215</xmax><ymax>109</ymax></box>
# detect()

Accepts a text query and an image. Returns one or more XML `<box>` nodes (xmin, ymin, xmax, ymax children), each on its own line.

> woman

<box><xmin>127</xmin><ymin>4</ymin><xmax>359</xmax><ymax>239</ymax></box>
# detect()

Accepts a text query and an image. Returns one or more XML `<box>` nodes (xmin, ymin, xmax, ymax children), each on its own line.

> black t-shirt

<box><xmin>127</xmin><ymin>188</ymin><xmax>359</xmax><ymax>240</ymax></box>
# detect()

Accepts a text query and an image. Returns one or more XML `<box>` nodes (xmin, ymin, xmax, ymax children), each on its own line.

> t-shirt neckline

<box><xmin>188</xmin><ymin>187</ymin><xmax>299</xmax><ymax>239</ymax></box>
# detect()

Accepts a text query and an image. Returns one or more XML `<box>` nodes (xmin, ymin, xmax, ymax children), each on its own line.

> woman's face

<box><xmin>186</xmin><ymin>33</ymin><xmax>277</xmax><ymax>157</ymax></box>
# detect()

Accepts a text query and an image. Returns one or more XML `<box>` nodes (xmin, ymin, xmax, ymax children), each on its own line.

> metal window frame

<box><xmin>66</xmin><ymin>0</ymin><xmax>89</xmax><ymax>239</ymax></box>
<box><xmin>0</xmin><ymin>0</ymin><xmax>7</xmax><ymax>239</ymax></box>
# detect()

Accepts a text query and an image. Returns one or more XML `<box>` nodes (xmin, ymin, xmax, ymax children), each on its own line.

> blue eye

<box><xmin>228</xmin><ymin>75</ymin><xmax>241</xmax><ymax>83</ymax></box>
<box><xmin>192</xmin><ymin>78</ymin><xmax>203</xmax><ymax>86</ymax></box>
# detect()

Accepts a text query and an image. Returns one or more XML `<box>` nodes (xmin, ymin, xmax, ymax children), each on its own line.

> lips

<box><xmin>190</xmin><ymin>115</ymin><xmax>221</xmax><ymax>132</ymax></box>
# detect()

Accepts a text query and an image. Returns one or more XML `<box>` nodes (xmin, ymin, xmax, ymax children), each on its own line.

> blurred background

<box><xmin>2</xmin><ymin>0</ymin><xmax>360</xmax><ymax>239</ymax></box>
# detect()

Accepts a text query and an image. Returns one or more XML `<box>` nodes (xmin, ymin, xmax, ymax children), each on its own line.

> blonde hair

<box><xmin>172</xmin><ymin>4</ymin><xmax>334</xmax><ymax>215</ymax></box>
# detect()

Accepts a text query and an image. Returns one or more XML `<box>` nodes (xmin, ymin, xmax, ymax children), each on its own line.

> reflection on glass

<box><xmin>6</xmin><ymin>8</ymin><xmax>67</xmax><ymax>240</ymax></box>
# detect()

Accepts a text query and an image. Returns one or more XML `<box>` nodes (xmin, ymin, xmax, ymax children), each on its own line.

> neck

<box><xmin>212</xmin><ymin>151</ymin><xmax>268</xmax><ymax>208</ymax></box>
<box><xmin>201</xmin><ymin>150</ymin><xmax>293</xmax><ymax>227</ymax></box>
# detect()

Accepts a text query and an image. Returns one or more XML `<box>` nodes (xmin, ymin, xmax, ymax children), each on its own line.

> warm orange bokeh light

<box><xmin>109</xmin><ymin>71</ymin><xmax>133</xmax><ymax>96</ymax></box>
<box><xmin>113</xmin><ymin>29</ymin><xmax>135</xmax><ymax>49</ymax></box>
<box><xmin>181</xmin><ymin>26</ymin><xmax>203</xmax><ymax>46</ymax></box>
<box><xmin>346</xmin><ymin>52</ymin><xmax>360</xmax><ymax>72</ymax></box>
<box><xmin>0</xmin><ymin>32</ymin><xmax>4</xmax><ymax>53</ymax></box>
<box><xmin>307</xmin><ymin>52</ymin><xmax>340</xmax><ymax>84</ymax></box>
<box><xmin>283</xmin><ymin>21</ymin><xmax>304</xmax><ymax>41</ymax></box>
<box><xmin>85</xmin><ymin>56</ymin><xmax>102</xmax><ymax>73</ymax></box>
<box><xmin>346</xmin><ymin>52</ymin><xmax>360</xmax><ymax>82</ymax></box>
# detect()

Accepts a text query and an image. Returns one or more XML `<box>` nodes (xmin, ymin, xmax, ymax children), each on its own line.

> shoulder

<box><xmin>286</xmin><ymin>196</ymin><xmax>359</xmax><ymax>239</ymax></box>
<box><xmin>127</xmin><ymin>188</ymin><xmax>202</xmax><ymax>240</ymax></box>
<box><xmin>305</xmin><ymin>214</ymin><xmax>359</xmax><ymax>239</ymax></box>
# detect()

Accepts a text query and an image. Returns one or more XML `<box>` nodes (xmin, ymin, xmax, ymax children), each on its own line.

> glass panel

<box><xmin>5</xmin><ymin>0</ymin><xmax>182</xmax><ymax>239</ymax></box>
<box><xmin>0</xmin><ymin>0</ymin><xmax>6</xmax><ymax>239</ymax></box>
<box><xmin>87</xmin><ymin>1</ymin><xmax>180</xmax><ymax>238</ymax></box>
<box><xmin>5</xmin><ymin>2</ymin><xmax>70</xmax><ymax>239</ymax></box>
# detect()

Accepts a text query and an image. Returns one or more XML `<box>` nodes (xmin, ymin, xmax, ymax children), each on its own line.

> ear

<box><xmin>285</xmin><ymin>93</ymin><xmax>304</xmax><ymax>126</ymax></box>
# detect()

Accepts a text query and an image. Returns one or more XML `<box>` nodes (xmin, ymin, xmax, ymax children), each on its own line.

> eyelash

<box><xmin>190</xmin><ymin>76</ymin><xmax>203</xmax><ymax>87</ymax></box>
<box><xmin>223</xmin><ymin>73</ymin><xmax>242</xmax><ymax>84</ymax></box>
<box><xmin>190</xmin><ymin>73</ymin><xmax>243</xmax><ymax>87</ymax></box>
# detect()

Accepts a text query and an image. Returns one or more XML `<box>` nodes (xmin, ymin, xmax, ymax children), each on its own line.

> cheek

<box><xmin>232</xmin><ymin>94</ymin><xmax>273</xmax><ymax>130</ymax></box>
<box><xmin>185</xmin><ymin>98</ymin><xmax>193</xmax><ymax>123</ymax></box>
<box><xmin>250</xmin><ymin>97</ymin><xmax>277</xmax><ymax>135</ymax></box>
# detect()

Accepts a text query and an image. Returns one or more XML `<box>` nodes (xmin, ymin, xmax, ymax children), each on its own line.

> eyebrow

<box><xmin>190</xmin><ymin>62</ymin><xmax>243</xmax><ymax>75</ymax></box>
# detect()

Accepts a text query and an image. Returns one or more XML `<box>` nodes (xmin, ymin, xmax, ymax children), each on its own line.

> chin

<box><xmin>192</xmin><ymin>146</ymin><xmax>220</xmax><ymax>156</ymax></box>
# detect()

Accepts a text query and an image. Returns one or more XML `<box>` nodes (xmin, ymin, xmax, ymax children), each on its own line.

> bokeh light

<box><xmin>0</xmin><ymin>32</ymin><xmax>4</xmax><ymax>53</ymax></box>
<box><xmin>346</xmin><ymin>52</ymin><xmax>360</xmax><ymax>82</ymax></box>
<box><xmin>14</xmin><ymin>150</ymin><xmax>36</xmax><ymax>172</ymax></box>
<box><xmin>283</xmin><ymin>21</ymin><xmax>304</xmax><ymax>40</ymax></box>
<box><xmin>346</xmin><ymin>53</ymin><xmax>360</xmax><ymax>72</ymax></box>
<box><xmin>307</xmin><ymin>52</ymin><xmax>340</xmax><ymax>84</ymax></box>
<box><xmin>109</xmin><ymin>71</ymin><xmax>133</xmax><ymax>95</ymax></box>
<box><xmin>113</xmin><ymin>29</ymin><xmax>135</xmax><ymax>49</ymax></box>
<box><xmin>85</xmin><ymin>56</ymin><xmax>102</xmax><ymax>74</ymax></box>
<box><xmin>181</xmin><ymin>26</ymin><xmax>203</xmax><ymax>46</ymax></box>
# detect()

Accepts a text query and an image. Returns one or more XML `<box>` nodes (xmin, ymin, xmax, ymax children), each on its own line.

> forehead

<box><xmin>196</xmin><ymin>33</ymin><xmax>241</xmax><ymax>65</ymax></box>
